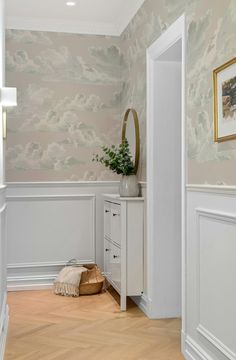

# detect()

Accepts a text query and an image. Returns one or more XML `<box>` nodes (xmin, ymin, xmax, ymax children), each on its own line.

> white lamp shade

<box><xmin>1</xmin><ymin>87</ymin><xmax>17</xmax><ymax>107</ymax></box>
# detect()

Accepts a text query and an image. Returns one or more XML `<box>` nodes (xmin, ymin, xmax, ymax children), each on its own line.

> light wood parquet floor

<box><xmin>5</xmin><ymin>289</ymin><xmax>184</xmax><ymax>360</ymax></box>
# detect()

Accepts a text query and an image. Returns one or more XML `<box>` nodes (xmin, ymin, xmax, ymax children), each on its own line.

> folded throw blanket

<box><xmin>54</xmin><ymin>266</ymin><xmax>88</xmax><ymax>297</ymax></box>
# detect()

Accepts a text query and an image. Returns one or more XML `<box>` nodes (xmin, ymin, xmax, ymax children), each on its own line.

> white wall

<box><xmin>6</xmin><ymin>182</ymin><xmax>120</xmax><ymax>290</ymax></box>
<box><xmin>145</xmin><ymin>26</ymin><xmax>183</xmax><ymax>320</ymax></box>
<box><xmin>150</xmin><ymin>57</ymin><xmax>182</xmax><ymax>318</ymax></box>
<box><xmin>183</xmin><ymin>186</ymin><xmax>236</xmax><ymax>360</ymax></box>
<box><xmin>0</xmin><ymin>188</ymin><xmax>7</xmax><ymax>360</ymax></box>
<box><xmin>0</xmin><ymin>1</ymin><xmax>8</xmax><ymax>359</ymax></box>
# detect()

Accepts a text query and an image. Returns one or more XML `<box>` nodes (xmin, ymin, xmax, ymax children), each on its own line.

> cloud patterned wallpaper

<box><xmin>6</xmin><ymin>30</ymin><xmax>123</xmax><ymax>181</ymax></box>
<box><xmin>120</xmin><ymin>0</ymin><xmax>236</xmax><ymax>184</ymax></box>
<box><xmin>6</xmin><ymin>0</ymin><xmax>236</xmax><ymax>184</ymax></box>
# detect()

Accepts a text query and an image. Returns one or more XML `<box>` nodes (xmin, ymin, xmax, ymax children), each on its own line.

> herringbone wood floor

<box><xmin>5</xmin><ymin>289</ymin><xmax>184</xmax><ymax>360</ymax></box>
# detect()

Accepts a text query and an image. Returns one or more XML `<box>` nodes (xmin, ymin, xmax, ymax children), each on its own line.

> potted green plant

<box><xmin>93</xmin><ymin>138</ymin><xmax>139</xmax><ymax>197</ymax></box>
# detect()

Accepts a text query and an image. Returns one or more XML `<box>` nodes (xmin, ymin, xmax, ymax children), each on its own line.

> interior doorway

<box><xmin>146</xmin><ymin>13</ymin><xmax>186</xmax><ymax>339</ymax></box>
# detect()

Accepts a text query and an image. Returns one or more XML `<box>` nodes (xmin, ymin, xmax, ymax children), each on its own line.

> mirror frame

<box><xmin>121</xmin><ymin>108</ymin><xmax>140</xmax><ymax>174</ymax></box>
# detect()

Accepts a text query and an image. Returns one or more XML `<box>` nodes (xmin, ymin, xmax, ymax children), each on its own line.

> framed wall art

<box><xmin>213</xmin><ymin>57</ymin><xmax>236</xmax><ymax>142</ymax></box>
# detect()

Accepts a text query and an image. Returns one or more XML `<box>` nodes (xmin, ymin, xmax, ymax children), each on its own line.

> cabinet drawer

<box><xmin>104</xmin><ymin>202</ymin><xmax>111</xmax><ymax>238</ymax></box>
<box><xmin>111</xmin><ymin>203</ymin><xmax>121</xmax><ymax>246</ymax></box>
<box><xmin>104</xmin><ymin>238</ymin><xmax>112</xmax><ymax>278</ymax></box>
<box><xmin>111</xmin><ymin>243</ymin><xmax>121</xmax><ymax>291</ymax></box>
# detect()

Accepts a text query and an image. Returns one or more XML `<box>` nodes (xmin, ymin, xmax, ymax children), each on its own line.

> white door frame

<box><xmin>146</xmin><ymin>12</ymin><xmax>186</xmax><ymax>336</ymax></box>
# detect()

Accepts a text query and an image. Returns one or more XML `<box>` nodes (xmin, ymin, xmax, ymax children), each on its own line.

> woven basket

<box><xmin>79</xmin><ymin>264</ymin><xmax>104</xmax><ymax>295</ymax></box>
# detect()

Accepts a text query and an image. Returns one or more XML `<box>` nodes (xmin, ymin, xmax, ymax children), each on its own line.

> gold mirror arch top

<box><xmin>121</xmin><ymin>108</ymin><xmax>140</xmax><ymax>175</ymax></box>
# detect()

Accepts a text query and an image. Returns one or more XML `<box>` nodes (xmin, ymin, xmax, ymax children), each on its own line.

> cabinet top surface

<box><xmin>103</xmin><ymin>194</ymin><xmax>144</xmax><ymax>202</ymax></box>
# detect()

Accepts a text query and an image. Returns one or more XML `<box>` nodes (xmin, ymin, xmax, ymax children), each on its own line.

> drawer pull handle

<box><xmin>105</xmin><ymin>210</ymin><xmax>110</xmax><ymax>213</ymax></box>
<box><xmin>112</xmin><ymin>213</ymin><xmax>119</xmax><ymax>217</ymax></box>
<box><xmin>113</xmin><ymin>255</ymin><xmax>119</xmax><ymax>259</ymax></box>
<box><xmin>105</xmin><ymin>248</ymin><xmax>110</xmax><ymax>252</ymax></box>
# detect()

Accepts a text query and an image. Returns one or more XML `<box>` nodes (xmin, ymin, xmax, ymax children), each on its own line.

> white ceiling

<box><xmin>6</xmin><ymin>0</ymin><xmax>145</xmax><ymax>36</ymax></box>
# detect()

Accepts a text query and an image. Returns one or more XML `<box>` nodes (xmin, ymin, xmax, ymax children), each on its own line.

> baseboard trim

<box><xmin>0</xmin><ymin>298</ymin><xmax>9</xmax><ymax>360</ymax></box>
<box><xmin>7</xmin><ymin>260</ymin><xmax>94</xmax><ymax>291</ymax></box>
<box><xmin>7</xmin><ymin>274</ymin><xmax>56</xmax><ymax>291</ymax></box>
<box><xmin>132</xmin><ymin>294</ymin><xmax>181</xmax><ymax>320</ymax></box>
<box><xmin>131</xmin><ymin>294</ymin><xmax>151</xmax><ymax>318</ymax></box>
<box><xmin>197</xmin><ymin>324</ymin><xmax>236</xmax><ymax>360</ymax></box>
<box><xmin>8</xmin><ymin>283</ymin><xmax>54</xmax><ymax>291</ymax></box>
<box><xmin>183</xmin><ymin>335</ymin><xmax>214</xmax><ymax>360</ymax></box>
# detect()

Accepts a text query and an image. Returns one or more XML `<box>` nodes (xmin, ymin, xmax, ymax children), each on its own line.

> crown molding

<box><xmin>117</xmin><ymin>0</ymin><xmax>145</xmax><ymax>35</ymax></box>
<box><xmin>6</xmin><ymin>0</ymin><xmax>145</xmax><ymax>36</ymax></box>
<box><xmin>6</xmin><ymin>17</ymin><xmax>120</xmax><ymax>36</ymax></box>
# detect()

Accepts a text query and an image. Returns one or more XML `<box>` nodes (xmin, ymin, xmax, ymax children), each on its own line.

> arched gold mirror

<box><xmin>121</xmin><ymin>108</ymin><xmax>140</xmax><ymax>174</ymax></box>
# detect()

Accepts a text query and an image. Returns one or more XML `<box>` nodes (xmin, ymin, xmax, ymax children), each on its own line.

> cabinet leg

<box><xmin>120</xmin><ymin>294</ymin><xmax>127</xmax><ymax>311</ymax></box>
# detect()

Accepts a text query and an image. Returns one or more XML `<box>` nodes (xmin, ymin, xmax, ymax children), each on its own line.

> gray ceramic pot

<box><xmin>119</xmin><ymin>175</ymin><xmax>139</xmax><ymax>197</ymax></box>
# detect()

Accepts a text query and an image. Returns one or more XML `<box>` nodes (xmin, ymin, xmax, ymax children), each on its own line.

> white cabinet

<box><xmin>111</xmin><ymin>204</ymin><xmax>121</xmax><ymax>246</ymax></box>
<box><xmin>103</xmin><ymin>194</ymin><xmax>144</xmax><ymax>310</ymax></box>
<box><xmin>104</xmin><ymin>202</ymin><xmax>111</xmax><ymax>239</ymax></box>
<box><xmin>110</xmin><ymin>242</ymin><xmax>121</xmax><ymax>290</ymax></box>
<box><xmin>104</xmin><ymin>238</ymin><xmax>111</xmax><ymax>278</ymax></box>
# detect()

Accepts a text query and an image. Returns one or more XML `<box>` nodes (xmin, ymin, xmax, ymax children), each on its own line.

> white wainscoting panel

<box><xmin>196</xmin><ymin>208</ymin><xmax>236</xmax><ymax>360</ymax></box>
<box><xmin>6</xmin><ymin>181</ymin><xmax>119</xmax><ymax>290</ymax></box>
<box><xmin>0</xmin><ymin>188</ymin><xmax>8</xmax><ymax>360</ymax></box>
<box><xmin>184</xmin><ymin>186</ymin><xmax>236</xmax><ymax>360</ymax></box>
<box><xmin>0</xmin><ymin>202</ymin><xmax>6</xmax><ymax>312</ymax></box>
<box><xmin>7</xmin><ymin>194</ymin><xmax>95</xmax><ymax>264</ymax></box>
<box><xmin>0</xmin><ymin>295</ymin><xmax>8</xmax><ymax>360</ymax></box>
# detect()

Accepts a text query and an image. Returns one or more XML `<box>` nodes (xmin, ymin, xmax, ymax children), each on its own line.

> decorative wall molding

<box><xmin>195</xmin><ymin>207</ymin><xmax>236</xmax><ymax>360</ymax></box>
<box><xmin>8</xmin><ymin>261</ymin><xmax>74</xmax><ymax>269</ymax></box>
<box><xmin>196</xmin><ymin>207</ymin><xmax>236</xmax><ymax>223</ymax></box>
<box><xmin>7</xmin><ymin>181</ymin><xmax>146</xmax><ymax>189</ymax></box>
<box><xmin>0</xmin><ymin>203</ymin><xmax>7</xmax><ymax>359</ymax></box>
<box><xmin>6</xmin><ymin>181</ymin><xmax>120</xmax><ymax>188</ymax></box>
<box><xmin>7</xmin><ymin>194</ymin><xmax>95</xmax><ymax>202</ymax></box>
<box><xmin>187</xmin><ymin>184</ymin><xmax>236</xmax><ymax>195</ymax></box>
<box><xmin>6</xmin><ymin>181</ymin><xmax>148</xmax><ymax>189</ymax></box>
<box><xmin>187</xmin><ymin>189</ymin><xmax>236</xmax><ymax>360</ymax></box>
<box><xmin>6</xmin><ymin>182</ymin><xmax>121</xmax><ymax>292</ymax></box>
<box><xmin>7</xmin><ymin>191</ymin><xmax>96</xmax><ymax>290</ymax></box>
<box><xmin>197</xmin><ymin>325</ymin><xmax>236</xmax><ymax>360</ymax></box>
<box><xmin>8</xmin><ymin>260</ymin><xmax>94</xmax><ymax>270</ymax></box>
<box><xmin>0</xmin><ymin>294</ymin><xmax>6</xmax><ymax>339</ymax></box>
<box><xmin>0</xmin><ymin>204</ymin><xmax>6</xmax><ymax>215</ymax></box>
<box><xmin>184</xmin><ymin>335</ymin><xmax>214</xmax><ymax>360</ymax></box>
<box><xmin>0</xmin><ymin>295</ymin><xmax>8</xmax><ymax>360</ymax></box>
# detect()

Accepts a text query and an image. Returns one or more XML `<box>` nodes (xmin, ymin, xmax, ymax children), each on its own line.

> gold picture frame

<box><xmin>121</xmin><ymin>108</ymin><xmax>140</xmax><ymax>174</ymax></box>
<box><xmin>213</xmin><ymin>57</ymin><xmax>236</xmax><ymax>142</ymax></box>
